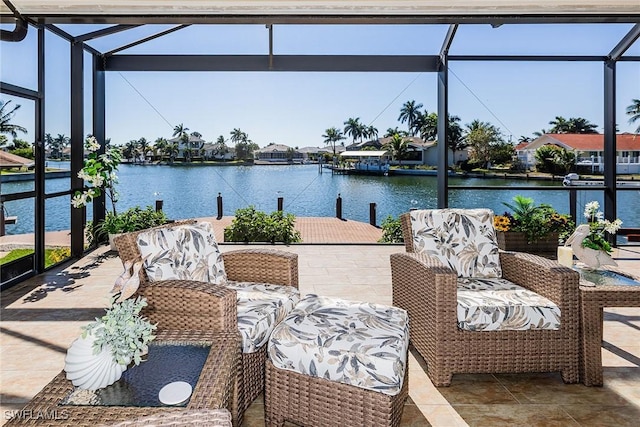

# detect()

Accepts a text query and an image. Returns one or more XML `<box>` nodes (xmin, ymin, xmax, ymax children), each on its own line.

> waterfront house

<box><xmin>202</xmin><ymin>142</ymin><xmax>235</xmax><ymax>161</ymax></box>
<box><xmin>349</xmin><ymin>136</ymin><xmax>454</xmax><ymax>167</ymax></box>
<box><xmin>254</xmin><ymin>143</ymin><xmax>304</xmax><ymax>164</ymax></box>
<box><xmin>517</xmin><ymin>133</ymin><xmax>640</xmax><ymax>174</ymax></box>
<box><xmin>168</xmin><ymin>134</ymin><xmax>206</xmax><ymax>161</ymax></box>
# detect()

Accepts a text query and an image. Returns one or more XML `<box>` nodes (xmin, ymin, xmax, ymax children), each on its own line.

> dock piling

<box><xmin>217</xmin><ymin>193</ymin><xmax>223</xmax><ymax>220</ymax></box>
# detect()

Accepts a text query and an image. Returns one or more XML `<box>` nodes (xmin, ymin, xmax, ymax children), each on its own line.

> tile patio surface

<box><xmin>1</xmin><ymin>220</ymin><xmax>639</xmax><ymax>426</ymax></box>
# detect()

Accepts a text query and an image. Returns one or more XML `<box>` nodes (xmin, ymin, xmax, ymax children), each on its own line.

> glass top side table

<box><xmin>575</xmin><ymin>265</ymin><xmax>640</xmax><ymax>386</ymax></box>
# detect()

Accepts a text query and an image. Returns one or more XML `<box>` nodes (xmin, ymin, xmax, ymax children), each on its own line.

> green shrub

<box><xmin>378</xmin><ymin>215</ymin><xmax>404</xmax><ymax>243</ymax></box>
<box><xmin>88</xmin><ymin>206</ymin><xmax>168</xmax><ymax>244</ymax></box>
<box><xmin>224</xmin><ymin>206</ymin><xmax>301</xmax><ymax>244</ymax></box>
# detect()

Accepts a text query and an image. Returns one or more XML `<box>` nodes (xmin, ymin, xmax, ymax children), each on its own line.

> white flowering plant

<box><xmin>582</xmin><ymin>201</ymin><xmax>623</xmax><ymax>254</ymax></box>
<box><xmin>71</xmin><ymin>136</ymin><xmax>121</xmax><ymax>214</ymax></box>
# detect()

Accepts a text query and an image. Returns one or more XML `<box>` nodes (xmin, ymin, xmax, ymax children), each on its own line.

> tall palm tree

<box><xmin>230</xmin><ymin>128</ymin><xmax>246</xmax><ymax>144</ymax></box>
<box><xmin>343</xmin><ymin>117</ymin><xmax>364</xmax><ymax>144</ymax></box>
<box><xmin>0</xmin><ymin>100</ymin><xmax>28</xmax><ymax>138</ymax></box>
<box><xmin>53</xmin><ymin>134</ymin><xmax>69</xmax><ymax>159</ymax></box>
<box><xmin>154</xmin><ymin>137</ymin><xmax>168</xmax><ymax>161</ymax></box>
<box><xmin>383</xmin><ymin>133</ymin><xmax>409</xmax><ymax>166</ymax></box>
<box><xmin>364</xmin><ymin>125</ymin><xmax>378</xmax><ymax>141</ymax></box>
<box><xmin>172</xmin><ymin>123</ymin><xmax>189</xmax><ymax>139</ymax></box>
<box><xmin>322</xmin><ymin>127</ymin><xmax>346</xmax><ymax>160</ymax></box>
<box><xmin>625</xmin><ymin>99</ymin><xmax>640</xmax><ymax>134</ymax></box>
<box><xmin>124</xmin><ymin>139</ymin><xmax>139</xmax><ymax>163</ymax></box>
<box><xmin>549</xmin><ymin>116</ymin><xmax>598</xmax><ymax>134</ymax></box>
<box><xmin>384</xmin><ymin>127</ymin><xmax>406</xmax><ymax>138</ymax></box>
<box><xmin>164</xmin><ymin>142</ymin><xmax>179</xmax><ymax>164</ymax></box>
<box><xmin>138</xmin><ymin>137</ymin><xmax>150</xmax><ymax>162</ymax></box>
<box><xmin>398</xmin><ymin>100</ymin><xmax>424</xmax><ymax>136</ymax></box>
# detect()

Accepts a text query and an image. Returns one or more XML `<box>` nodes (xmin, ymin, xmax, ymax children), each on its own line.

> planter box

<box><xmin>496</xmin><ymin>231</ymin><xmax>559</xmax><ymax>258</ymax></box>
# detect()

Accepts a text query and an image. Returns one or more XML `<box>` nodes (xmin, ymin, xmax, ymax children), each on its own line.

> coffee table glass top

<box><xmin>64</xmin><ymin>342</ymin><xmax>210</xmax><ymax>407</ymax></box>
<box><xmin>574</xmin><ymin>266</ymin><xmax>640</xmax><ymax>287</ymax></box>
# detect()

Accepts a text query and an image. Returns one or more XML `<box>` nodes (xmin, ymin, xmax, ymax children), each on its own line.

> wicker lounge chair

<box><xmin>113</xmin><ymin>221</ymin><xmax>299</xmax><ymax>421</ymax></box>
<box><xmin>390</xmin><ymin>209</ymin><xmax>580</xmax><ymax>386</ymax></box>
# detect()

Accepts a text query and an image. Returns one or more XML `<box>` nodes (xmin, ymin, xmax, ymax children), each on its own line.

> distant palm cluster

<box><xmin>1</xmin><ymin>98</ymin><xmax>639</xmax><ymax>169</ymax></box>
<box><xmin>320</xmin><ymin>99</ymin><xmax>640</xmax><ymax>171</ymax></box>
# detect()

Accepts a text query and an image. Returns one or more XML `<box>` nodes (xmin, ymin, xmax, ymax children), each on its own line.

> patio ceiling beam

<box><xmin>44</xmin><ymin>23</ymin><xmax>72</xmax><ymax>41</ymax></box>
<box><xmin>440</xmin><ymin>24</ymin><xmax>458</xmax><ymax>58</ymax></box>
<box><xmin>104</xmin><ymin>24</ymin><xmax>190</xmax><ymax>57</ymax></box>
<box><xmin>4</xmin><ymin>14</ymin><xmax>640</xmax><ymax>26</ymax></box>
<box><xmin>105</xmin><ymin>54</ymin><xmax>439</xmax><ymax>72</ymax></box>
<box><xmin>608</xmin><ymin>23</ymin><xmax>640</xmax><ymax>61</ymax></box>
<box><xmin>74</xmin><ymin>24</ymin><xmax>139</xmax><ymax>42</ymax></box>
<box><xmin>449</xmin><ymin>55</ymin><xmax>606</xmax><ymax>61</ymax></box>
<box><xmin>0</xmin><ymin>81</ymin><xmax>39</xmax><ymax>99</ymax></box>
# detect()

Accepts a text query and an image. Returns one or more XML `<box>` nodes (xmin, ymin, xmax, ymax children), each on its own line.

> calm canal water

<box><xmin>3</xmin><ymin>163</ymin><xmax>639</xmax><ymax>236</ymax></box>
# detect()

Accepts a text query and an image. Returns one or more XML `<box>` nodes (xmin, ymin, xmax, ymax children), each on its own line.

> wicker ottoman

<box><xmin>265</xmin><ymin>295</ymin><xmax>409</xmax><ymax>427</ymax></box>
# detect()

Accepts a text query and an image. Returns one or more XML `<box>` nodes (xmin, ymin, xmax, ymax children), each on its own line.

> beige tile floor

<box><xmin>1</xmin><ymin>244</ymin><xmax>639</xmax><ymax>426</ymax></box>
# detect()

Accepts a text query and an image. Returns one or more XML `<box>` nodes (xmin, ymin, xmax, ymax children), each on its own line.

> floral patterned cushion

<box><xmin>457</xmin><ymin>277</ymin><xmax>560</xmax><ymax>331</ymax></box>
<box><xmin>409</xmin><ymin>209</ymin><xmax>502</xmax><ymax>278</ymax></box>
<box><xmin>137</xmin><ymin>222</ymin><xmax>227</xmax><ymax>285</ymax></box>
<box><xmin>268</xmin><ymin>294</ymin><xmax>409</xmax><ymax>396</ymax></box>
<box><xmin>226</xmin><ymin>281</ymin><xmax>300</xmax><ymax>354</ymax></box>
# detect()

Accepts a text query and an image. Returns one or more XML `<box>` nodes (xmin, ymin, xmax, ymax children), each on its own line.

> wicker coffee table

<box><xmin>5</xmin><ymin>330</ymin><xmax>241</xmax><ymax>426</ymax></box>
<box><xmin>577</xmin><ymin>267</ymin><xmax>640</xmax><ymax>386</ymax></box>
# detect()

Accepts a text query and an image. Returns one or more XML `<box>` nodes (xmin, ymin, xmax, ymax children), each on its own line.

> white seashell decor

<box><xmin>64</xmin><ymin>332</ymin><xmax>128</xmax><ymax>390</ymax></box>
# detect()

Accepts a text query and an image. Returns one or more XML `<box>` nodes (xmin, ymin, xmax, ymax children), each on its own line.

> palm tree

<box><xmin>384</xmin><ymin>127</ymin><xmax>406</xmax><ymax>138</ymax></box>
<box><xmin>213</xmin><ymin>135</ymin><xmax>228</xmax><ymax>160</ymax></box>
<box><xmin>343</xmin><ymin>117</ymin><xmax>364</xmax><ymax>144</ymax></box>
<box><xmin>364</xmin><ymin>125</ymin><xmax>378</xmax><ymax>141</ymax></box>
<box><xmin>154</xmin><ymin>137</ymin><xmax>168</xmax><ymax>161</ymax></box>
<box><xmin>230</xmin><ymin>128</ymin><xmax>246</xmax><ymax>144</ymax></box>
<box><xmin>164</xmin><ymin>142</ymin><xmax>179</xmax><ymax>164</ymax></box>
<box><xmin>383</xmin><ymin>133</ymin><xmax>409</xmax><ymax>166</ymax></box>
<box><xmin>626</xmin><ymin>99</ymin><xmax>640</xmax><ymax>134</ymax></box>
<box><xmin>322</xmin><ymin>127</ymin><xmax>346</xmax><ymax>160</ymax></box>
<box><xmin>549</xmin><ymin>116</ymin><xmax>598</xmax><ymax>134</ymax></box>
<box><xmin>53</xmin><ymin>134</ymin><xmax>69</xmax><ymax>159</ymax></box>
<box><xmin>172</xmin><ymin>123</ymin><xmax>189</xmax><ymax>139</ymax></box>
<box><xmin>124</xmin><ymin>139</ymin><xmax>139</xmax><ymax>163</ymax></box>
<box><xmin>0</xmin><ymin>100</ymin><xmax>28</xmax><ymax>138</ymax></box>
<box><xmin>138</xmin><ymin>137</ymin><xmax>150</xmax><ymax>162</ymax></box>
<box><xmin>398</xmin><ymin>100</ymin><xmax>423</xmax><ymax>136</ymax></box>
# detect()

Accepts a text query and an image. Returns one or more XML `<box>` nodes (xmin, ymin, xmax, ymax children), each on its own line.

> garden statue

<box><xmin>564</xmin><ymin>224</ymin><xmax>617</xmax><ymax>270</ymax></box>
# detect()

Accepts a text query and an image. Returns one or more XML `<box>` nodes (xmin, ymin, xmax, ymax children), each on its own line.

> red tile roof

<box><xmin>546</xmin><ymin>133</ymin><xmax>640</xmax><ymax>151</ymax></box>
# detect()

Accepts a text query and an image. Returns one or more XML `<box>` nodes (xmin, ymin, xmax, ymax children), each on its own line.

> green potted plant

<box><xmin>494</xmin><ymin>195</ymin><xmax>573</xmax><ymax>256</ymax></box>
<box><xmin>64</xmin><ymin>296</ymin><xmax>156</xmax><ymax>390</ymax></box>
<box><xmin>90</xmin><ymin>206</ymin><xmax>168</xmax><ymax>249</ymax></box>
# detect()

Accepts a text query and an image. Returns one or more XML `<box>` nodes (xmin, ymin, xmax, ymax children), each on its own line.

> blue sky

<box><xmin>1</xmin><ymin>23</ymin><xmax>639</xmax><ymax>148</ymax></box>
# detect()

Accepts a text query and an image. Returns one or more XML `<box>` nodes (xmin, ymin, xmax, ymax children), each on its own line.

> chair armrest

<box><xmin>137</xmin><ymin>280</ymin><xmax>238</xmax><ymax>331</ymax></box>
<box><xmin>390</xmin><ymin>252</ymin><xmax>459</xmax><ymax>332</ymax></box>
<box><xmin>500</xmin><ymin>251</ymin><xmax>580</xmax><ymax>309</ymax></box>
<box><xmin>222</xmin><ymin>249</ymin><xmax>298</xmax><ymax>288</ymax></box>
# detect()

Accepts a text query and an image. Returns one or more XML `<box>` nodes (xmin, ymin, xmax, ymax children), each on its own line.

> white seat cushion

<box><xmin>457</xmin><ymin>277</ymin><xmax>560</xmax><ymax>331</ymax></box>
<box><xmin>226</xmin><ymin>281</ymin><xmax>300</xmax><ymax>353</ymax></box>
<box><xmin>409</xmin><ymin>209</ymin><xmax>502</xmax><ymax>278</ymax></box>
<box><xmin>137</xmin><ymin>222</ymin><xmax>227</xmax><ymax>285</ymax></box>
<box><xmin>268</xmin><ymin>294</ymin><xmax>409</xmax><ymax>396</ymax></box>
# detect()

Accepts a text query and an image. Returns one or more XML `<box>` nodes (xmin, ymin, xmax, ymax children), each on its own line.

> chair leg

<box><xmin>429</xmin><ymin>369</ymin><xmax>453</xmax><ymax>387</ymax></box>
<box><xmin>561</xmin><ymin>367</ymin><xmax>580</xmax><ymax>384</ymax></box>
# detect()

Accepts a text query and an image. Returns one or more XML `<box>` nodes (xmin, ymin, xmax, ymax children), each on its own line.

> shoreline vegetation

<box><xmin>2</xmin><ymin>160</ymin><xmax>639</xmax><ymax>183</ymax></box>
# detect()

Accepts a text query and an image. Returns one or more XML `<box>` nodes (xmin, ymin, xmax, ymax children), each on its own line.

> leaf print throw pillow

<box><xmin>136</xmin><ymin>221</ymin><xmax>227</xmax><ymax>285</ymax></box>
<box><xmin>409</xmin><ymin>208</ymin><xmax>502</xmax><ymax>278</ymax></box>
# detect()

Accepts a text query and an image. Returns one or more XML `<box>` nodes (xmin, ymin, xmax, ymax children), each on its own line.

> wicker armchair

<box><xmin>113</xmin><ymin>221</ymin><xmax>299</xmax><ymax>421</ymax></box>
<box><xmin>390</xmin><ymin>210</ymin><xmax>580</xmax><ymax>386</ymax></box>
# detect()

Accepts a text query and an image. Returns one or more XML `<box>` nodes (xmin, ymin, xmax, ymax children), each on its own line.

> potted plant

<box><xmin>563</xmin><ymin>200</ymin><xmax>623</xmax><ymax>269</ymax></box>
<box><xmin>64</xmin><ymin>295</ymin><xmax>156</xmax><ymax>390</ymax></box>
<box><xmin>90</xmin><ymin>206</ymin><xmax>168</xmax><ymax>249</ymax></box>
<box><xmin>494</xmin><ymin>195</ymin><xmax>573</xmax><ymax>256</ymax></box>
